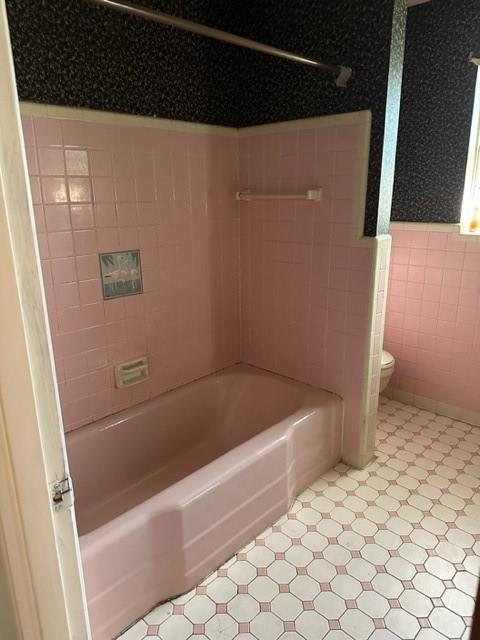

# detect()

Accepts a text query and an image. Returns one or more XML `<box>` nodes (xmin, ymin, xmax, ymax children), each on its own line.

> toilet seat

<box><xmin>380</xmin><ymin>349</ymin><xmax>395</xmax><ymax>393</ymax></box>
<box><xmin>381</xmin><ymin>350</ymin><xmax>395</xmax><ymax>368</ymax></box>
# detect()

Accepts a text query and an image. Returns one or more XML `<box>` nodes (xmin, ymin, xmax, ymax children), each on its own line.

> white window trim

<box><xmin>461</xmin><ymin>66</ymin><xmax>480</xmax><ymax>233</ymax></box>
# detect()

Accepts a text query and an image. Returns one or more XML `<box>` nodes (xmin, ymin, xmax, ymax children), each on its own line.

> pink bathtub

<box><xmin>66</xmin><ymin>364</ymin><xmax>343</xmax><ymax>639</ymax></box>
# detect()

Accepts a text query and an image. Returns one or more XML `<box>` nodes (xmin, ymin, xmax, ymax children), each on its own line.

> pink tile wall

<box><xmin>23</xmin><ymin>115</ymin><xmax>240</xmax><ymax>431</ymax></box>
<box><xmin>385</xmin><ymin>227</ymin><xmax>480</xmax><ymax>412</ymax></box>
<box><xmin>239</xmin><ymin>124</ymin><xmax>374</xmax><ymax>459</ymax></box>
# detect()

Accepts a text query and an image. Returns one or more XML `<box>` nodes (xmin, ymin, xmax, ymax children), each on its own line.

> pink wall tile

<box><xmin>65</xmin><ymin>149</ymin><xmax>89</xmax><ymax>175</ymax></box>
<box><xmin>27</xmin><ymin>114</ymin><xmax>374</xmax><ymax>460</ymax></box>
<box><xmin>385</xmin><ymin>227</ymin><xmax>480</xmax><ymax>413</ymax></box>
<box><xmin>239</xmin><ymin>122</ymin><xmax>373</xmax><ymax>459</ymax></box>
<box><xmin>25</xmin><ymin>116</ymin><xmax>240</xmax><ymax>431</ymax></box>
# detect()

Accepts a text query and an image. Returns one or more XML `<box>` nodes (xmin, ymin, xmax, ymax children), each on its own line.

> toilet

<box><xmin>380</xmin><ymin>349</ymin><xmax>395</xmax><ymax>393</ymax></box>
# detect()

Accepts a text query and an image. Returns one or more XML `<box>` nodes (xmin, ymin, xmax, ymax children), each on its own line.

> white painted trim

<box><xmin>405</xmin><ymin>0</ymin><xmax>431</xmax><ymax>6</ymax></box>
<box><xmin>382</xmin><ymin>389</ymin><xmax>480</xmax><ymax>427</ymax></box>
<box><xmin>0</xmin><ymin>500</ymin><xmax>22</xmax><ymax>639</ymax></box>
<box><xmin>0</xmin><ymin>7</ymin><xmax>91</xmax><ymax>640</ymax></box>
<box><xmin>20</xmin><ymin>101</ymin><xmax>237</xmax><ymax>136</ymax></box>
<box><xmin>461</xmin><ymin>67</ymin><xmax>480</xmax><ymax>229</ymax></box>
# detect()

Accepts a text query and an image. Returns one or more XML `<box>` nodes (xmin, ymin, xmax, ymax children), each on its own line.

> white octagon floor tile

<box><xmin>416</xmin><ymin>630</ymin><xmax>448</xmax><ymax>640</ymax></box>
<box><xmin>372</xmin><ymin>573</ymin><xmax>404</xmax><ymax>599</ymax></box>
<box><xmin>227</xmin><ymin>561</ymin><xmax>257</xmax><ymax>586</ymax></box>
<box><xmin>399</xmin><ymin>589</ymin><xmax>433</xmax><ymax>617</ymax></box>
<box><xmin>157</xmin><ymin>615</ymin><xmax>192</xmax><ymax>640</ymax></box>
<box><xmin>184</xmin><ymin>595</ymin><xmax>216</xmax><ymax>623</ymax></box>
<box><xmin>264</xmin><ymin>532</ymin><xmax>291</xmax><ymax>553</ymax></box>
<box><xmin>356</xmin><ymin>591</ymin><xmax>389</xmax><ymax>618</ymax></box>
<box><xmin>323</xmin><ymin>544</ymin><xmax>352</xmax><ymax>566</ymax></box>
<box><xmin>425</xmin><ymin>556</ymin><xmax>456</xmax><ymax>580</ymax></box>
<box><xmin>340</xmin><ymin>609</ymin><xmax>375</xmax><ymax>640</ymax></box>
<box><xmin>270</xmin><ymin>592</ymin><xmax>303</xmax><ymax>620</ymax></box>
<box><xmin>442</xmin><ymin>588</ymin><xmax>475</xmax><ymax>617</ymax></box>
<box><xmin>398</xmin><ymin>542</ymin><xmax>428</xmax><ymax>564</ymax></box>
<box><xmin>207</xmin><ymin>577</ymin><xmax>237</xmax><ymax>603</ymax></box>
<box><xmin>295</xmin><ymin>610</ymin><xmax>329</xmax><ymax>640</ymax></box>
<box><xmin>117</xmin><ymin>398</ymin><xmax>479</xmax><ymax>640</ymax></box>
<box><xmin>386</xmin><ymin>516</ymin><xmax>414</xmax><ymax>536</ymax></box>
<box><xmin>412</xmin><ymin>572</ymin><xmax>446</xmax><ymax>598</ymax></box>
<box><xmin>464</xmin><ymin>553</ymin><xmax>480</xmax><ymax>576</ymax></box>
<box><xmin>330</xmin><ymin>575</ymin><xmax>362</xmax><ymax>599</ymax></box>
<box><xmin>323</xmin><ymin>630</ymin><xmax>352</xmax><ymax>640</ymax></box>
<box><xmin>266</xmin><ymin>559</ymin><xmax>297</xmax><ymax>584</ymax></box>
<box><xmin>290</xmin><ymin>575</ymin><xmax>321</xmax><ymax>601</ymax></box>
<box><xmin>249</xmin><ymin>612</ymin><xmax>283</xmax><ymax>640</ymax></box>
<box><xmin>314</xmin><ymin>591</ymin><xmax>347</xmax><ymax>618</ymax></box>
<box><xmin>384</xmin><ymin>608</ymin><xmax>420</xmax><ymax>639</ymax></box>
<box><xmin>430</xmin><ymin>607</ymin><xmax>465</xmax><ymax>638</ymax></box>
<box><xmin>454</xmin><ymin>570</ymin><xmax>479</xmax><ymax>597</ymax></box>
<box><xmin>248</xmin><ymin>576</ymin><xmax>279</xmax><ymax>602</ymax></box>
<box><xmin>244</xmin><ymin>546</ymin><xmax>275</xmax><ymax>568</ymax></box>
<box><xmin>227</xmin><ymin>594</ymin><xmax>259</xmax><ymax>623</ymax></box>
<box><xmin>351</xmin><ymin>517</ymin><xmax>379</xmax><ymax>537</ymax></box>
<box><xmin>306</xmin><ymin>558</ymin><xmax>336</xmax><ymax>583</ymax></box>
<box><xmin>385</xmin><ymin>556</ymin><xmax>416</xmax><ymax>580</ymax></box>
<box><xmin>347</xmin><ymin>558</ymin><xmax>376</xmax><ymax>582</ymax></box>
<box><xmin>337</xmin><ymin>530</ymin><xmax>364</xmax><ymax>551</ymax></box>
<box><xmin>204</xmin><ymin>614</ymin><xmax>238</xmax><ymax>640</ymax></box>
<box><xmin>373</xmin><ymin>530</ymin><xmax>402</xmax><ymax>551</ymax></box>
<box><xmin>118</xmin><ymin>620</ymin><xmax>148</xmax><ymax>640</ymax></box>
<box><xmin>284</xmin><ymin>544</ymin><xmax>314</xmax><ymax>567</ymax></box>
<box><xmin>435</xmin><ymin>541</ymin><xmax>465</xmax><ymax>564</ymax></box>
<box><xmin>370</xmin><ymin>630</ymin><xmax>402</xmax><ymax>640</ymax></box>
<box><xmin>301</xmin><ymin>531</ymin><xmax>329</xmax><ymax>552</ymax></box>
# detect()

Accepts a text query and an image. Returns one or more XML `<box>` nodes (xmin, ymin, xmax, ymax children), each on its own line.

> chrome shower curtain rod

<box><xmin>87</xmin><ymin>0</ymin><xmax>352</xmax><ymax>87</ymax></box>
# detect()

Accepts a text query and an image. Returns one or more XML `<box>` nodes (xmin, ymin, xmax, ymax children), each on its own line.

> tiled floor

<box><xmin>118</xmin><ymin>397</ymin><xmax>480</xmax><ymax>640</ymax></box>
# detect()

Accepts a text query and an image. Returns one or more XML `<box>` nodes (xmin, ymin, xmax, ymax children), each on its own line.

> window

<box><xmin>462</xmin><ymin>65</ymin><xmax>480</xmax><ymax>233</ymax></box>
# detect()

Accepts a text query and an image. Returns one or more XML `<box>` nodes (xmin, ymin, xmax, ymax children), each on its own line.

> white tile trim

<box><xmin>383</xmin><ymin>388</ymin><xmax>480</xmax><ymax>427</ymax></box>
<box><xmin>351</xmin><ymin>113</ymin><xmax>373</xmax><ymax>247</ymax></box>
<box><xmin>389</xmin><ymin>220</ymin><xmax>480</xmax><ymax>242</ymax></box>
<box><xmin>20</xmin><ymin>101</ymin><xmax>238</xmax><ymax>137</ymax></box>
<box><xmin>389</xmin><ymin>221</ymin><xmax>459</xmax><ymax>232</ymax></box>
<box><xmin>342</xmin><ymin>234</ymin><xmax>392</xmax><ymax>469</ymax></box>
<box><xmin>238</xmin><ymin>110</ymin><xmax>371</xmax><ymax>135</ymax></box>
<box><xmin>20</xmin><ymin>102</ymin><xmax>372</xmax><ymax>139</ymax></box>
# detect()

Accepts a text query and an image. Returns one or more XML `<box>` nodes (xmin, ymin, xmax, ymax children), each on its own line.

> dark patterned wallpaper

<box><xmin>393</xmin><ymin>0</ymin><xmax>480</xmax><ymax>223</ymax></box>
<box><xmin>5</xmin><ymin>0</ymin><xmax>243</xmax><ymax>125</ymax></box>
<box><xmin>5</xmin><ymin>0</ymin><xmax>404</xmax><ymax>235</ymax></box>
<box><xmin>231</xmin><ymin>1</ymin><xmax>404</xmax><ymax>236</ymax></box>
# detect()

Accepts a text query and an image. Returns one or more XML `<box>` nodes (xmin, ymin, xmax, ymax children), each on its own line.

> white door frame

<box><xmin>0</xmin><ymin>3</ymin><xmax>91</xmax><ymax>639</ymax></box>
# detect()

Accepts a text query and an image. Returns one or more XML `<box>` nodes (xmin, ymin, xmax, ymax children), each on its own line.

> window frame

<box><xmin>461</xmin><ymin>66</ymin><xmax>480</xmax><ymax>232</ymax></box>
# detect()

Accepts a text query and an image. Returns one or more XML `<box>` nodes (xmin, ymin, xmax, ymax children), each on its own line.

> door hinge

<box><xmin>51</xmin><ymin>476</ymin><xmax>74</xmax><ymax>512</ymax></box>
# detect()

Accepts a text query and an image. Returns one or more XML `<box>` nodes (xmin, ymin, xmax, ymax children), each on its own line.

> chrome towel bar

<box><xmin>236</xmin><ymin>189</ymin><xmax>322</xmax><ymax>202</ymax></box>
